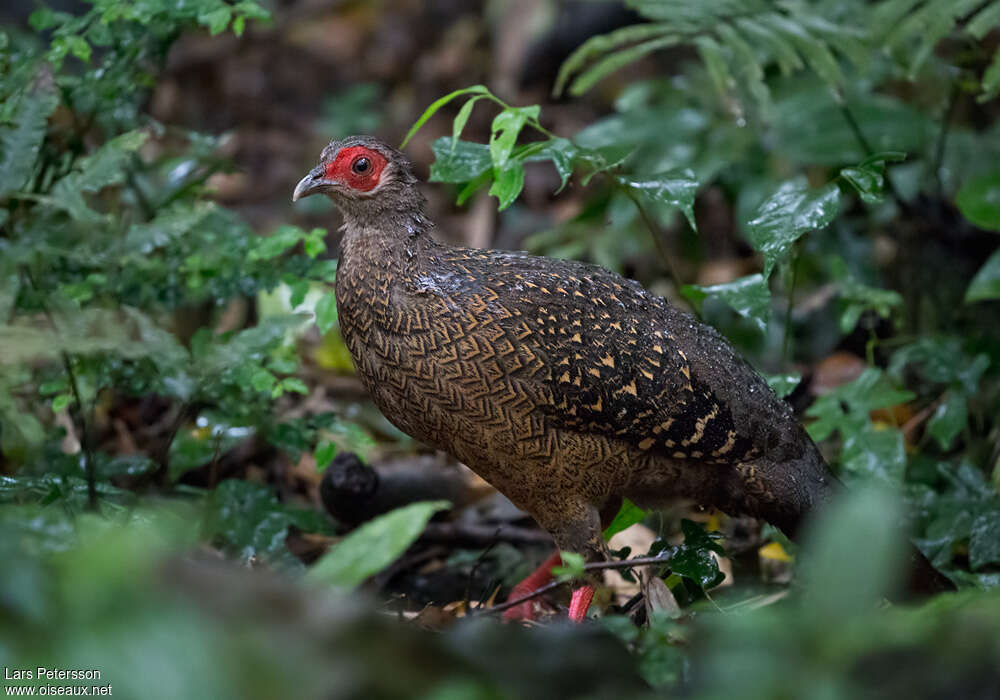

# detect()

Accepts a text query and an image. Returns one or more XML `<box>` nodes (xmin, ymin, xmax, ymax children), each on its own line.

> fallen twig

<box><xmin>476</xmin><ymin>554</ymin><xmax>674</xmax><ymax>617</ymax></box>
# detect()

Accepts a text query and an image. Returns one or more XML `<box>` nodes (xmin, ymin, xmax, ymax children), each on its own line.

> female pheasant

<box><xmin>293</xmin><ymin>136</ymin><xmax>950</xmax><ymax>621</ymax></box>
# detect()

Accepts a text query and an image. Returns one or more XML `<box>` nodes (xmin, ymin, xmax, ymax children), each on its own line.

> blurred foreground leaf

<box><xmin>307</xmin><ymin>500</ymin><xmax>448</xmax><ymax>589</ymax></box>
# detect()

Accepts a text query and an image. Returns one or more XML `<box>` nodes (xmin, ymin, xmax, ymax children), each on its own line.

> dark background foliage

<box><xmin>1</xmin><ymin>1</ymin><xmax>999</xmax><ymax>698</ymax></box>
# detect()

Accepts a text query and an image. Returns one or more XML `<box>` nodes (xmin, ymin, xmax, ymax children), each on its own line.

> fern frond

<box><xmin>556</xmin><ymin>0</ymin><xmax>865</xmax><ymax>114</ymax></box>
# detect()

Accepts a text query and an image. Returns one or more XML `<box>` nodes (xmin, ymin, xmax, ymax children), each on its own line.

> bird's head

<box><xmin>292</xmin><ymin>136</ymin><xmax>421</xmax><ymax>219</ymax></box>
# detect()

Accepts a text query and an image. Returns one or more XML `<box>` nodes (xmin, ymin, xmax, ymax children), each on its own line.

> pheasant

<box><xmin>293</xmin><ymin>136</ymin><xmax>951</xmax><ymax>621</ymax></box>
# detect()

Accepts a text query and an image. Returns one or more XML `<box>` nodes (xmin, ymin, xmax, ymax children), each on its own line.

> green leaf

<box><xmin>314</xmin><ymin>440</ymin><xmax>338</xmax><ymax>470</ymax></box>
<box><xmin>524</xmin><ymin>138</ymin><xmax>579</xmax><ymax>191</ymax></box>
<box><xmin>401</xmin><ymin>85</ymin><xmax>490</xmax><ymax>149</ymax></box>
<box><xmin>304</xmin><ymin>228</ymin><xmax>327</xmax><ymax>258</ymax></box>
<box><xmin>966</xmin><ymin>249</ymin><xmax>1000</xmax><ymax>303</ymax></box>
<box><xmin>840</xmin><ymin>152</ymin><xmax>906</xmax><ymax>204</ymax></box>
<box><xmin>429</xmin><ymin>138</ymin><xmax>492</xmax><ymax>184</ymax></box>
<box><xmin>554</xmin><ymin>22</ymin><xmax>674</xmax><ymax>96</ymax></box>
<box><xmin>747</xmin><ymin>180</ymin><xmax>840</xmax><ymax>277</ymax></box>
<box><xmin>250</xmin><ymin>225</ymin><xmax>304</xmax><ymax>261</ymax></box>
<box><xmin>615</xmin><ymin>170</ymin><xmax>700</xmax><ymax>231</ymax></box>
<box><xmin>198</xmin><ymin>7</ymin><xmax>232</xmax><ymax>35</ymax></box>
<box><xmin>551</xmin><ymin>551</ymin><xmax>586</xmax><ymax>582</ymax></box>
<box><xmin>489</xmin><ymin>106</ymin><xmax>539</xmax><ymax>171</ymax></box>
<box><xmin>694</xmin><ymin>35</ymin><xmax>733</xmax><ymax>101</ymax></box>
<box><xmin>669</xmin><ymin>519</ymin><xmax>725</xmax><ymax>590</ymax></box>
<box><xmin>805</xmin><ymin>368</ymin><xmax>915</xmax><ymax>441</ymax></box>
<box><xmin>764</xmin><ymin>373</ymin><xmax>802</xmax><ymax>398</ymax></box>
<box><xmin>831</xmin><ymin>258</ymin><xmax>903</xmax><ymax>333</ymax></box>
<box><xmin>314</xmin><ymin>291</ymin><xmax>338</xmax><ymax>335</ymax></box>
<box><xmin>451</xmin><ymin>95</ymin><xmax>484</xmax><ymax>149</ymax></box>
<box><xmin>50</xmin><ymin>130</ymin><xmax>149</xmax><ymax>221</ymax></box>
<box><xmin>682</xmin><ymin>274</ymin><xmax>771</xmax><ymax>334</ymax></box>
<box><xmin>250</xmin><ymin>368</ymin><xmax>277</xmax><ymax>393</ymax></box>
<box><xmin>0</xmin><ymin>71</ymin><xmax>59</xmax><ymax>196</ymax></box>
<box><xmin>927</xmin><ymin>391</ymin><xmax>967</xmax><ymax>451</ymax></box>
<box><xmin>956</xmin><ymin>170</ymin><xmax>1000</xmax><ymax>231</ymax></box>
<box><xmin>970</xmin><ymin>511</ymin><xmax>1000</xmax><ymax>571</ymax></box>
<box><xmin>841</xmin><ymin>424</ymin><xmax>907</xmax><ymax>484</ymax></box>
<box><xmin>569</xmin><ymin>34</ymin><xmax>681</xmax><ymax>97</ymax></box>
<box><xmin>603</xmin><ymin>498</ymin><xmax>648</xmax><ymax>540</ymax></box>
<box><xmin>489</xmin><ymin>161</ymin><xmax>525</xmax><ymax>211</ymax></box>
<box><xmin>307</xmin><ymin>501</ymin><xmax>449</xmax><ymax>589</ymax></box>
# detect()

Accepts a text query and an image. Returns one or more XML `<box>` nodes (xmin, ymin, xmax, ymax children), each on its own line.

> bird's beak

<box><xmin>292</xmin><ymin>165</ymin><xmax>330</xmax><ymax>202</ymax></box>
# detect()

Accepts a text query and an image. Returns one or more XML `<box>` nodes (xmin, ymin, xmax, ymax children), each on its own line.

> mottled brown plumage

<box><xmin>294</xmin><ymin>136</ymin><xmax>949</xmax><ymax>607</ymax></box>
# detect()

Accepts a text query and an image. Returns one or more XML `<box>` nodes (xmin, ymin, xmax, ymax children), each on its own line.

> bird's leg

<box><xmin>501</xmin><ymin>551</ymin><xmax>563</xmax><ymax>622</ymax></box>
<box><xmin>506</xmin><ymin>499</ymin><xmax>607</xmax><ymax>623</ymax></box>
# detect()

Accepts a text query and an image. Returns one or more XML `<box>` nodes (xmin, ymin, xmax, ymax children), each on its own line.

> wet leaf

<box><xmin>747</xmin><ymin>179</ymin><xmax>840</xmax><ymax>277</ymax></box>
<box><xmin>669</xmin><ymin>519</ymin><xmax>725</xmax><ymax>590</ymax></box>
<box><xmin>429</xmin><ymin>138</ymin><xmax>492</xmax><ymax>184</ymax></box>
<box><xmin>489</xmin><ymin>161</ymin><xmax>525</xmax><ymax>211</ymax></box>
<box><xmin>615</xmin><ymin>170</ymin><xmax>700</xmax><ymax>231</ymax></box>
<box><xmin>682</xmin><ymin>274</ymin><xmax>771</xmax><ymax>333</ymax></box>
<box><xmin>927</xmin><ymin>392</ymin><xmax>967</xmax><ymax>451</ymax></box>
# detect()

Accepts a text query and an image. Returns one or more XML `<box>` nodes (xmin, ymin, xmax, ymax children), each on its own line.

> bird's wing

<box><xmin>431</xmin><ymin>247</ymin><xmax>791</xmax><ymax>464</ymax></box>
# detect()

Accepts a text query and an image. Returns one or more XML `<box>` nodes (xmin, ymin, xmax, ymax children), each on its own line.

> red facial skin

<box><xmin>325</xmin><ymin>146</ymin><xmax>387</xmax><ymax>192</ymax></box>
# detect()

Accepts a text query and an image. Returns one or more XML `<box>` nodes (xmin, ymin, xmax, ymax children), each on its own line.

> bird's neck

<box><xmin>337</xmin><ymin>206</ymin><xmax>434</xmax><ymax>274</ymax></box>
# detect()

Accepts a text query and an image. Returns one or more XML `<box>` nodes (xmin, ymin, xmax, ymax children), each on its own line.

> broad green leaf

<box><xmin>307</xmin><ymin>500</ymin><xmax>449</xmax><ymax>589</ymax></box>
<box><xmin>489</xmin><ymin>106</ymin><xmax>539</xmax><ymax>171</ymax></box>
<box><xmin>314</xmin><ymin>291</ymin><xmax>338</xmax><ymax>335</ymax></box>
<box><xmin>524</xmin><ymin>137</ymin><xmax>579</xmax><ymax>191</ymax></box>
<box><xmin>314</xmin><ymin>440</ymin><xmax>338</xmax><ymax>470</ymax></box>
<box><xmin>927</xmin><ymin>391</ymin><xmax>967</xmax><ymax>451</ymax></box>
<box><xmin>429</xmin><ymin>138</ymin><xmax>492</xmax><ymax>183</ymax></box>
<box><xmin>682</xmin><ymin>274</ymin><xmax>770</xmax><ymax>334</ymax></box>
<box><xmin>603</xmin><ymin>498</ymin><xmax>647</xmax><ymax>540</ymax></box>
<box><xmin>747</xmin><ymin>180</ymin><xmax>840</xmax><ymax>277</ymax></box>
<box><xmin>841</xmin><ymin>424</ymin><xmax>907</xmax><ymax>484</ymax></box>
<box><xmin>615</xmin><ymin>170</ymin><xmax>700</xmax><ymax>231</ymax></box>
<box><xmin>965</xmin><ymin>249</ymin><xmax>1000</xmax><ymax>303</ymax></box>
<box><xmin>669</xmin><ymin>519</ymin><xmax>725</xmax><ymax>590</ymax></box>
<box><xmin>955</xmin><ymin>170</ymin><xmax>1000</xmax><ymax>231</ymax></box>
<box><xmin>0</xmin><ymin>71</ymin><xmax>59</xmax><ymax>196</ymax></box>
<box><xmin>401</xmin><ymin>85</ymin><xmax>489</xmax><ymax>148</ymax></box>
<box><xmin>805</xmin><ymin>368</ymin><xmax>915</xmax><ymax>441</ymax></box>
<box><xmin>489</xmin><ymin>161</ymin><xmax>525</xmax><ymax>211</ymax></box>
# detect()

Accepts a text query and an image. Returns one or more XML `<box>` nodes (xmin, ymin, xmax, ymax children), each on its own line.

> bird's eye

<box><xmin>352</xmin><ymin>157</ymin><xmax>370</xmax><ymax>174</ymax></box>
